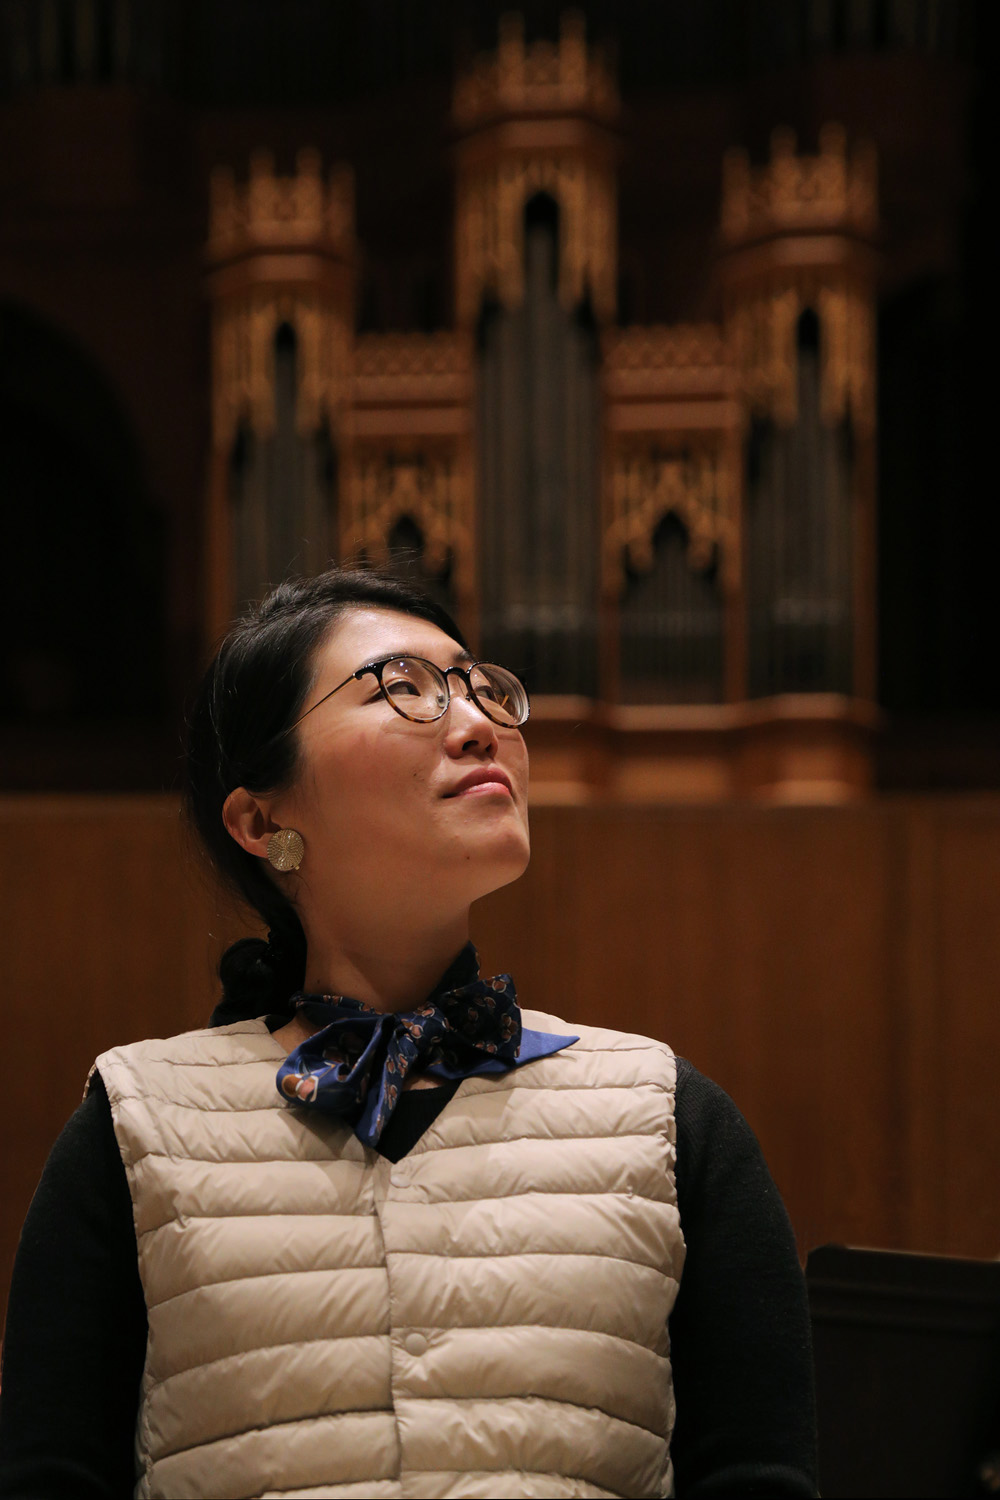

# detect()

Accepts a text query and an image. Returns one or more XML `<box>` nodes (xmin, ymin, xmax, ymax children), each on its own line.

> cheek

<box><xmin>295</xmin><ymin>725</ymin><xmax>429</xmax><ymax>832</ymax></box>
<box><xmin>501</xmin><ymin>734</ymin><xmax>529</xmax><ymax>789</ymax></box>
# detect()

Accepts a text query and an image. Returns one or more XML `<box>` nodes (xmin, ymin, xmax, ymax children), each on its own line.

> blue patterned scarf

<box><xmin>275</xmin><ymin>942</ymin><xmax>577</xmax><ymax>1146</ymax></box>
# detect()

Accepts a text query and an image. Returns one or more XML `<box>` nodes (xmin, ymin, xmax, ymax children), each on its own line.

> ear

<box><xmin>222</xmin><ymin>786</ymin><xmax>280</xmax><ymax>861</ymax></box>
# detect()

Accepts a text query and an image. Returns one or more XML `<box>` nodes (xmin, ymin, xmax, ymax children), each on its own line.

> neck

<box><xmin>300</xmin><ymin>907</ymin><xmax>472</xmax><ymax>1013</ymax></box>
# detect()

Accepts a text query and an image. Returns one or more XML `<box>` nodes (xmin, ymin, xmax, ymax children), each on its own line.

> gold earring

<box><xmin>267</xmin><ymin>828</ymin><xmax>304</xmax><ymax>872</ymax></box>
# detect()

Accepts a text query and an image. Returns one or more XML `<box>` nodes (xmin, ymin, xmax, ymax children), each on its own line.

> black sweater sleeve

<box><xmin>0</xmin><ymin>1062</ymin><xmax>818</xmax><ymax>1500</ymax></box>
<box><xmin>0</xmin><ymin>1074</ymin><xmax>147</xmax><ymax>1500</ymax></box>
<box><xmin>669</xmin><ymin>1058</ymin><xmax>819</xmax><ymax>1498</ymax></box>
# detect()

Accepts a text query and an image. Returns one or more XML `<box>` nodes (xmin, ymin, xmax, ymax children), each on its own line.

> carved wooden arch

<box><xmin>726</xmin><ymin>276</ymin><xmax>874</xmax><ymax>435</ymax></box>
<box><xmin>457</xmin><ymin>153</ymin><xmax>616</xmax><ymax>325</ymax></box>
<box><xmin>604</xmin><ymin>443</ymin><xmax>739</xmax><ymax>597</ymax></box>
<box><xmin>344</xmin><ymin>446</ymin><xmax>473</xmax><ymax>593</ymax></box>
<box><xmin>212</xmin><ymin>292</ymin><xmax>349</xmax><ymax>451</ymax></box>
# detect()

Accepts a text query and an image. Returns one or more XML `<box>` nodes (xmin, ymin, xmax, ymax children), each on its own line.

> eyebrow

<box><xmin>373</xmin><ymin>646</ymin><xmax>476</xmax><ymax>669</ymax></box>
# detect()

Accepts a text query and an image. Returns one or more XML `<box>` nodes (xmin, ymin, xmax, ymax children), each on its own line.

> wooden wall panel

<box><xmin>937</xmin><ymin>807</ymin><xmax>1000</xmax><ymax>1255</ymax></box>
<box><xmin>892</xmin><ymin>805</ymin><xmax>944</xmax><ymax>1253</ymax></box>
<box><xmin>475</xmin><ymin>800</ymin><xmax>1000</xmax><ymax>1261</ymax></box>
<box><xmin>473</xmin><ymin>806</ymin><xmax>905</xmax><ymax>1257</ymax></box>
<box><xmin>2</xmin><ymin>793</ymin><xmax>999</xmax><ymax>1336</ymax></box>
<box><xmin>0</xmin><ymin>796</ymin><xmax>249</xmax><ymax>1335</ymax></box>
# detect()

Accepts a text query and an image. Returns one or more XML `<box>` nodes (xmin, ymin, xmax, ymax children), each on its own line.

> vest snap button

<box><xmin>404</xmin><ymin>1331</ymin><xmax>429</xmax><ymax>1357</ymax></box>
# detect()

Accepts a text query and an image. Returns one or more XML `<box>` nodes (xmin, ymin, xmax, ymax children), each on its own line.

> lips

<box><xmin>444</xmin><ymin>767</ymin><xmax>514</xmax><ymax>798</ymax></box>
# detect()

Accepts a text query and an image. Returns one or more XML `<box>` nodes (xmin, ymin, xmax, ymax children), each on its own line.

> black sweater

<box><xmin>0</xmin><ymin>1058</ymin><xmax>818</xmax><ymax>1499</ymax></box>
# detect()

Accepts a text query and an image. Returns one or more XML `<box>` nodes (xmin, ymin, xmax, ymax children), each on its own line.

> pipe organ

<box><xmin>205</xmin><ymin>14</ymin><xmax>879</xmax><ymax>802</ymax></box>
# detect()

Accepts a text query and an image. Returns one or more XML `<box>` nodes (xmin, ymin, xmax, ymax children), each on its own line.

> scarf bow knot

<box><xmin>275</xmin><ymin>943</ymin><xmax>576</xmax><ymax>1146</ymax></box>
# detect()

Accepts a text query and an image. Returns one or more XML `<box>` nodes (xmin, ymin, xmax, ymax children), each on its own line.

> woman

<box><xmin>0</xmin><ymin>567</ymin><xmax>818</xmax><ymax>1499</ymax></box>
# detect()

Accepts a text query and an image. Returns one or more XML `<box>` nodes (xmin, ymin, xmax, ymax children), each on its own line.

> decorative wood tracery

<box><xmin>351</xmin><ymin>331</ymin><xmax>472</xmax><ymax>405</ymax></box>
<box><xmin>721</xmin><ymin>123</ymin><xmax>877</xmax><ymax>244</ymax></box>
<box><xmin>601</xmin><ymin>322</ymin><xmax>741</xmax><ymax>609</ymax></box>
<box><xmin>720</xmin><ymin>125</ymin><xmax>878</xmax><ymax>436</ymax></box>
<box><xmin>604</xmin><ymin>323</ymin><xmax>727</xmax><ymax>374</ymax></box>
<box><xmin>211</xmin><ymin>294</ymin><xmax>350</xmax><ymax>446</ymax></box>
<box><xmin>343</xmin><ymin>446</ymin><xmax>473</xmax><ymax>594</ymax></box>
<box><xmin>454</xmin><ymin>13</ymin><xmax>618</xmax><ymax>326</ymax></box>
<box><xmin>343</xmin><ymin>332</ymin><xmax>474</xmax><ymax>599</ymax></box>
<box><xmin>453</xmin><ymin>11</ymin><xmax>617</xmax><ymax>125</ymax></box>
<box><xmin>605</xmin><ymin>444</ymin><xmax>738</xmax><ymax>594</ymax></box>
<box><xmin>207</xmin><ymin>150</ymin><xmax>355</xmax><ymax>450</ymax></box>
<box><xmin>726</xmin><ymin>279</ymin><xmax>875</xmax><ymax>434</ymax></box>
<box><xmin>208</xmin><ymin>149</ymin><xmax>355</xmax><ymax>256</ymax></box>
<box><xmin>457</xmin><ymin>155</ymin><xmax>617</xmax><ymax>324</ymax></box>
<box><xmin>202</xmin><ymin>78</ymin><xmax>879</xmax><ymax>785</ymax></box>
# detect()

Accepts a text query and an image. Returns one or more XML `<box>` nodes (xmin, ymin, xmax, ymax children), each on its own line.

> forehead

<box><xmin>313</xmin><ymin>607</ymin><xmax>468</xmax><ymax>684</ymax></box>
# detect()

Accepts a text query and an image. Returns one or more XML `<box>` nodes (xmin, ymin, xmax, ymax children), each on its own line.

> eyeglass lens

<box><xmin>379</xmin><ymin>658</ymin><xmax>526</xmax><ymax>726</ymax></box>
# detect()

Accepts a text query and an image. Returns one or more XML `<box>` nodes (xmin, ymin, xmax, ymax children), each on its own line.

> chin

<box><xmin>464</xmin><ymin>828</ymin><xmax>531</xmax><ymax>902</ymax></box>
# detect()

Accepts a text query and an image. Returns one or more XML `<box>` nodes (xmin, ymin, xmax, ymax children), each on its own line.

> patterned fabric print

<box><xmin>275</xmin><ymin>942</ymin><xmax>577</xmax><ymax>1146</ymax></box>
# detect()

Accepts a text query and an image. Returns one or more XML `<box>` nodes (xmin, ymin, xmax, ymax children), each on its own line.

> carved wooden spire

<box><xmin>453</xmin><ymin>11</ymin><xmax>619</xmax><ymax>325</ymax></box>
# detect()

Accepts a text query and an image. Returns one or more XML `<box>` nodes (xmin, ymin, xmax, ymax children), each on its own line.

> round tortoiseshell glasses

<box><xmin>290</xmin><ymin>654</ymin><xmax>530</xmax><ymax>731</ymax></box>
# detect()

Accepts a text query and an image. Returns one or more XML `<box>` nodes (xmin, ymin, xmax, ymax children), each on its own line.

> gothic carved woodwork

<box><xmin>204</xmin><ymin>149</ymin><xmax>356</xmax><ymax>635</ymax></box>
<box><xmin>200</xmin><ymin>22</ymin><xmax>881</xmax><ymax>796</ymax></box>
<box><xmin>721</xmin><ymin>126</ymin><xmax>878</xmax><ymax>435</ymax></box>
<box><xmin>605</xmin><ymin>443</ymin><xmax>738</xmax><ymax>596</ymax></box>
<box><xmin>602</xmin><ymin>322</ymin><xmax>739</xmax><ymax>421</ymax></box>
<box><xmin>351</xmin><ymin>331</ymin><xmax>472</xmax><ymax>409</ymax></box>
<box><xmin>721</xmin><ymin>124</ymin><xmax>877</xmax><ymax>243</ymax></box>
<box><xmin>454</xmin><ymin>13</ymin><xmax>618</xmax><ymax>326</ymax></box>
<box><xmin>604</xmin><ymin>323</ymin><xmax>728</xmax><ymax>386</ymax></box>
<box><xmin>208</xmin><ymin>148</ymin><xmax>355</xmax><ymax>257</ymax></box>
<box><xmin>726</xmin><ymin>280</ymin><xmax>875</xmax><ymax>435</ymax></box>
<box><xmin>342</xmin><ymin>444</ymin><xmax>473</xmax><ymax>597</ymax></box>
<box><xmin>343</xmin><ymin>332</ymin><xmax>475</xmax><ymax>599</ymax></box>
<box><xmin>720</xmin><ymin>123</ymin><xmax>878</xmax><ymax>710</ymax></box>
<box><xmin>211</xmin><ymin>294</ymin><xmax>350</xmax><ymax>448</ymax></box>
<box><xmin>452</xmin><ymin>11</ymin><xmax>617</xmax><ymax>125</ymax></box>
<box><xmin>457</xmin><ymin>155</ymin><xmax>617</xmax><ymax>325</ymax></box>
<box><xmin>207</xmin><ymin>150</ymin><xmax>355</xmax><ymax>450</ymax></box>
<box><xmin>602</xmin><ymin>325</ymin><xmax>742</xmax><ymax>604</ymax></box>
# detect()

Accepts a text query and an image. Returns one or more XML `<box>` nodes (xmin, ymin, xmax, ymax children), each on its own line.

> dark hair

<box><xmin>184</xmin><ymin>566</ymin><xmax>468</xmax><ymax>1024</ymax></box>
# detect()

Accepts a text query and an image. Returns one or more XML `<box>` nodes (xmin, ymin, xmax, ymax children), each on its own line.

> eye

<box><xmin>386</xmin><ymin>679</ymin><xmax>422</xmax><ymax>699</ymax></box>
<box><xmin>471</xmin><ymin>670</ymin><xmax>509</xmax><ymax>705</ymax></box>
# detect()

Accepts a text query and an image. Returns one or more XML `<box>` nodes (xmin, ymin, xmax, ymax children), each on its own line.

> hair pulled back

<box><xmin>184</xmin><ymin>566</ymin><xmax>468</xmax><ymax>1024</ymax></box>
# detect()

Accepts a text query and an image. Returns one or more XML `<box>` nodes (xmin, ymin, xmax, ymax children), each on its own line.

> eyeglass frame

<box><xmin>287</xmin><ymin>653</ymin><xmax>530</xmax><ymax>732</ymax></box>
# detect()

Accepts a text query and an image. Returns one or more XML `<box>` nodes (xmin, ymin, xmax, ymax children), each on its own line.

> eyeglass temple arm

<box><xmin>289</xmin><ymin>666</ymin><xmax>367</xmax><ymax>731</ymax></box>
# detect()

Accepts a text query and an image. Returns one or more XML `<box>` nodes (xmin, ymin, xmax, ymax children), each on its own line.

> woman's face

<box><xmin>270</xmin><ymin>607</ymin><xmax>531</xmax><ymax>921</ymax></box>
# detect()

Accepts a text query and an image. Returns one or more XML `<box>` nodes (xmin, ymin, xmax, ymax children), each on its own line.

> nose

<box><xmin>442</xmin><ymin>669</ymin><xmax>499</xmax><ymax>756</ymax></box>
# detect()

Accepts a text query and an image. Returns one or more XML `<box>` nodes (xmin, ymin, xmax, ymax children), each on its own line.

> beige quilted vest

<box><xmin>96</xmin><ymin>1008</ymin><xmax>685</xmax><ymax>1500</ymax></box>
